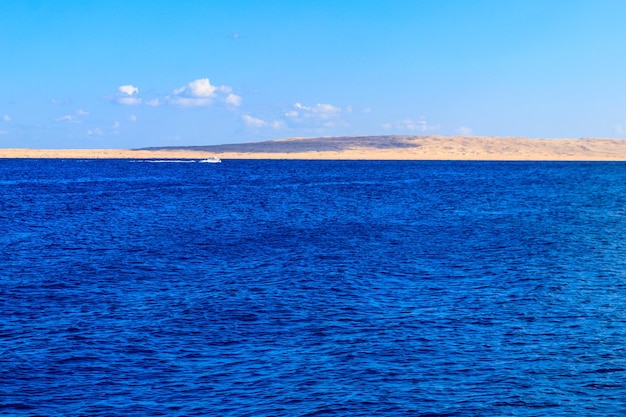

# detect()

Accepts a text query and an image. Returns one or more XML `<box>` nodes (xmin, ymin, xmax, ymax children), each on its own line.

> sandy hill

<box><xmin>2</xmin><ymin>135</ymin><xmax>626</xmax><ymax>160</ymax></box>
<box><xmin>137</xmin><ymin>135</ymin><xmax>626</xmax><ymax>161</ymax></box>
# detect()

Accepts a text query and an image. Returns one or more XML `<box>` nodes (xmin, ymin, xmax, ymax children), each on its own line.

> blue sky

<box><xmin>1</xmin><ymin>0</ymin><xmax>626</xmax><ymax>148</ymax></box>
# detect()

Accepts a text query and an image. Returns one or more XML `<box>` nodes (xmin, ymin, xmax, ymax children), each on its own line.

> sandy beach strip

<box><xmin>0</xmin><ymin>148</ymin><xmax>222</xmax><ymax>160</ymax></box>
<box><xmin>1</xmin><ymin>137</ymin><xmax>626</xmax><ymax>161</ymax></box>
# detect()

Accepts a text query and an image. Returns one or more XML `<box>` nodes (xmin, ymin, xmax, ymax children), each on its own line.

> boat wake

<box><xmin>131</xmin><ymin>160</ymin><xmax>197</xmax><ymax>163</ymax></box>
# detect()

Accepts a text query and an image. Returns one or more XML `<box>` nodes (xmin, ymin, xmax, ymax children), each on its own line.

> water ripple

<box><xmin>2</xmin><ymin>160</ymin><xmax>626</xmax><ymax>415</ymax></box>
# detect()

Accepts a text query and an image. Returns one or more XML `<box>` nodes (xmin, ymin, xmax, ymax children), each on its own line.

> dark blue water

<box><xmin>2</xmin><ymin>159</ymin><xmax>626</xmax><ymax>416</ymax></box>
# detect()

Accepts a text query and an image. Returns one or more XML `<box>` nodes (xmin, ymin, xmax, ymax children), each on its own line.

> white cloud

<box><xmin>2</xmin><ymin>114</ymin><xmax>10</xmax><ymax>122</ymax></box>
<box><xmin>177</xmin><ymin>78</ymin><xmax>216</xmax><ymax>97</ymax></box>
<box><xmin>128</xmin><ymin>114</ymin><xmax>137</xmax><ymax>122</ymax></box>
<box><xmin>87</xmin><ymin>128</ymin><xmax>104</xmax><ymax>136</ymax></box>
<box><xmin>401</xmin><ymin>118</ymin><xmax>438</xmax><ymax>132</ymax></box>
<box><xmin>242</xmin><ymin>114</ymin><xmax>284</xmax><ymax>129</ymax></box>
<box><xmin>291</xmin><ymin>102</ymin><xmax>342</xmax><ymax>118</ymax></box>
<box><xmin>119</xmin><ymin>85</ymin><xmax>139</xmax><ymax>96</ymax></box>
<box><xmin>218</xmin><ymin>85</ymin><xmax>233</xmax><ymax>94</ymax></box>
<box><xmin>169</xmin><ymin>97</ymin><xmax>212</xmax><ymax>107</ymax></box>
<box><xmin>118</xmin><ymin>97</ymin><xmax>142</xmax><ymax>106</ymax></box>
<box><xmin>54</xmin><ymin>110</ymin><xmax>90</xmax><ymax>123</ymax></box>
<box><xmin>108</xmin><ymin>78</ymin><xmax>240</xmax><ymax>108</ymax></box>
<box><xmin>54</xmin><ymin>114</ymin><xmax>81</xmax><ymax>123</ymax></box>
<box><xmin>225</xmin><ymin>93</ymin><xmax>242</xmax><ymax>106</ymax></box>
<box><xmin>456</xmin><ymin>126</ymin><xmax>473</xmax><ymax>135</ymax></box>
<box><xmin>170</xmin><ymin>78</ymin><xmax>240</xmax><ymax>108</ymax></box>
<box><xmin>112</xmin><ymin>121</ymin><xmax>120</xmax><ymax>129</ymax></box>
<box><xmin>614</xmin><ymin>124</ymin><xmax>624</xmax><ymax>135</ymax></box>
<box><xmin>243</xmin><ymin>114</ymin><xmax>267</xmax><ymax>128</ymax></box>
<box><xmin>114</xmin><ymin>84</ymin><xmax>142</xmax><ymax>105</ymax></box>
<box><xmin>0</xmin><ymin>130</ymin><xmax>8</xmax><ymax>135</ymax></box>
<box><xmin>362</xmin><ymin>108</ymin><xmax>372</xmax><ymax>113</ymax></box>
<box><xmin>284</xmin><ymin>102</ymin><xmax>344</xmax><ymax>127</ymax></box>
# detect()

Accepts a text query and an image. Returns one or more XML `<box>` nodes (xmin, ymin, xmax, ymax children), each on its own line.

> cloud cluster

<box><xmin>106</xmin><ymin>78</ymin><xmax>360</xmax><ymax>134</ymax></box>
<box><xmin>112</xmin><ymin>78</ymin><xmax>241</xmax><ymax>108</ymax></box>
<box><xmin>285</xmin><ymin>102</ymin><xmax>343</xmax><ymax>126</ymax></box>
<box><xmin>243</xmin><ymin>101</ymin><xmax>349</xmax><ymax>131</ymax></box>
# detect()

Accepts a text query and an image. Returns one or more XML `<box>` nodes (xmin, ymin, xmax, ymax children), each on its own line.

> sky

<box><xmin>1</xmin><ymin>0</ymin><xmax>626</xmax><ymax>149</ymax></box>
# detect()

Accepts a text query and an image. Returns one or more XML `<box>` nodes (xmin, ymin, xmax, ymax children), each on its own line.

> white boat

<box><xmin>199</xmin><ymin>157</ymin><xmax>221</xmax><ymax>163</ymax></box>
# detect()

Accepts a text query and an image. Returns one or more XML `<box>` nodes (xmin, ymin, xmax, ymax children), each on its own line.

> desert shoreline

<box><xmin>1</xmin><ymin>136</ymin><xmax>626</xmax><ymax>161</ymax></box>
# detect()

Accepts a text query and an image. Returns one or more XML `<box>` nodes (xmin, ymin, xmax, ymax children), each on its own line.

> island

<box><xmin>1</xmin><ymin>135</ymin><xmax>626</xmax><ymax>160</ymax></box>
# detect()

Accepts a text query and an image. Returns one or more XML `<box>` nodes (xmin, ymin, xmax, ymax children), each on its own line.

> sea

<box><xmin>2</xmin><ymin>159</ymin><xmax>626</xmax><ymax>416</ymax></box>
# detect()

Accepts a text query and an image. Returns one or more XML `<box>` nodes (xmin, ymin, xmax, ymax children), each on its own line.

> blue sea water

<box><xmin>2</xmin><ymin>159</ymin><xmax>626</xmax><ymax>416</ymax></box>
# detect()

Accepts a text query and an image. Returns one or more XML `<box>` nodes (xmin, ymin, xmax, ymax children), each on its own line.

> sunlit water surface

<box><xmin>2</xmin><ymin>160</ymin><xmax>626</xmax><ymax>416</ymax></box>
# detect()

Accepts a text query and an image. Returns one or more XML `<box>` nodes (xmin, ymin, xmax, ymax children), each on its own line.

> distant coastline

<box><xmin>1</xmin><ymin>135</ymin><xmax>626</xmax><ymax>161</ymax></box>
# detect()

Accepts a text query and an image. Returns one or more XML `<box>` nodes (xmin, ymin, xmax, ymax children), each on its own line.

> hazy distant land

<box><xmin>2</xmin><ymin>135</ymin><xmax>626</xmax><ymax>160</ymax></box>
